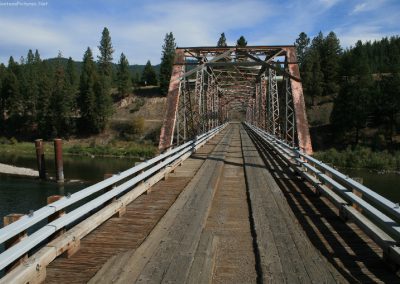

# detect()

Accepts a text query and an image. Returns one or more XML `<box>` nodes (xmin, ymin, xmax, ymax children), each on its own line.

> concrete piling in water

<box><xmin>54</xmin><ymin>139</ymin><xmax>64</xmax><ymax>183</ymax></box>
<box><xmin>35</xmin><ymin>139</ymin><xmax>46</xmax><ymax>180</ymax></box>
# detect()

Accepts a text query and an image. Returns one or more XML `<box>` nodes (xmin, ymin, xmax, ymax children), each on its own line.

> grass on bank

<box><xmin>314</xmin><ymin>146</ymin><xmax>400</xmax><ymax>171</ymax></box>
<box><xmin>0</xmin><ymin>138</ymin><xmax>157</xmax><ymax>159</ymax></box>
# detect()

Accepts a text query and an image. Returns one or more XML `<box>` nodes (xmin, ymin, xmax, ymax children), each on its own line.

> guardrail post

<box><xmin>47</xmin><ymin>196</ymin><xmax>80</xmax><ymax>259</ymax></box>
<box><xmin>135</xmin><ymin>162</ymin><xmax>151</xmax><ymax>195</ymax></box>
<box><xmin>163</xmin><ymin>165</ymin><xmax>173</xmax><ymax>181</ymax></box>
<box><xmin>3</xmin><ymin>213</ymin><xmax>28</xmax><ymax>272</ymax></box>
<box><xmin>103</xmin><ymin>174</ymin><xmax>126</xmax><ymax>217</ymax></box>
<box><xmin>47</xmin><ymin>195</ymin><xmax>66</xmax><ymax>239</ymax></box>
<box><xmin>54</xmin><ymin>139</ymin><xmax>64</xmax><ymax>183</ymax></box>
<box><xmin>35</xmin><ymin>139</ymin><xmax>46</xmax><ymax>180</ymax></box>
<box><xmin>352</xmin><ymin>177</ymin><xmax>363</xmax><ymax>213</ymax></box>
<box><xmin>103</xmin><ymin>173</ymin><xmax>117</xmax><ymax>200</ymax></box>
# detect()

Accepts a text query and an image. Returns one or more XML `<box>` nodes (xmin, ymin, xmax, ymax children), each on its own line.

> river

<box><xmin>0</xmin><ymin>154</ymin><xmax>399</xmax><ymax>228</ymax></box>
<box><xmin>339</xmin><ymin>168</ymin><xmax>400</xmax><ymax>203</ymax></box>
<box><xmin>0</xmin><ymin>153</ymin><xmax>138</xmax><ymax>226</ymax></box>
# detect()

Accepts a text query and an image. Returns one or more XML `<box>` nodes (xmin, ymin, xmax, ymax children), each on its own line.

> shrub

<box><xmin>315</xmin><ymin>146</ymin><xmax>400</xmax><ymax>171</ymax></box>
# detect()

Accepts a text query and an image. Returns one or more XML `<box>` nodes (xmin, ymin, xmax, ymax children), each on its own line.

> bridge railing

<box><xmin>0</xmin><ymin>123</ymin><xmax>227</xmax><ymax>276</ymax></box>
<box><xmin>245</xmin><ymin>122</ymin><xmax>400</xmax><ymax>266</ymax></box>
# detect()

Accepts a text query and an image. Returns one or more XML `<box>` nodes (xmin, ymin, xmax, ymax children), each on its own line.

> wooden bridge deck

<box><xmin>44</xmin><ymin>123</ymin><xmax>400</xmax><ymax>283</ymax></box>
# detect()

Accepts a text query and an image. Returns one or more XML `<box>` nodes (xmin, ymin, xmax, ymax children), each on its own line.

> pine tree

<box><xmin>36</xmin><ymin>73</ymin><xmax>52</xmax><ymax>137</ymax></box>
<box><xmin>96</xmin><ymin>27</ymin><xmax>114</xmax><ymax>132</ymax></box>
<box><xmin>27</xmin><ymin>49</ymin><xmax>34</xmax><ymax>65</ymax></box>
<box><xmin>24</xmin><ymin>49</ymin><xmax>39</xmax><ymax>121</ymax></box>
<box><xmin>331</xmin><ymin>41</ymin><xmax>371</xmax><ymax>144</ymax></box>
<box><xmin>295</xmin><ymin>32</ymin><xmax>310</xmax><ymax>68</ymax></box>
<box><xmin>97</xmin><ymin>27</ymin><xmax>114</xmax><ymax>89</ymax></box>
<box><xmin>94</xmin><ymin>78</ymin><xmax>113</xmax><ymax>133</ymax></box>
<box><xmin>2</xmin><ymin>69</ymin><xmax>21</xmax><ymax>135</ymax></box>
<box><xmin>0</xmin><ymin>63</ymin><xmax>6</xmax><ymax>131</ymax></box>
<box><xmin>236</xmin><ymin>36</ymin><xmax>247</xmax><ymax>47</ymax></box>
<box><xmin>132</xmin><ymin>72</ymin><xmax>141</xmax><ymax>87</ymax></box>
<box><xmin>5</xmin><ymin>58</ymin><xmax>21</xmax><ymax>117</ymax></box>
<box><xmin>141</xmin><ymin>60</ymin><xmax>158</xmax><ymax>86</ymax></box>
<box><xmin>217</xmin><ymin>33</ymin><xmax>228</xmax><ymax>47</ymax></box>
<box><xmin>302</xmin><ymin>50</ymin><xmax>323</xmax><ymax>105</ymax></box>
<box><xmin>159</xmin><ymin>32</ymin><xmax>176</xmax><ymax>95</ymax></box>
<box><xmin>51</xmin><ymin>52</ymin><xmax>65</xmax><ymax>135</ymax></box>
<box><xmin>117</xmin><ymin>53</ymin><xmax>132</xmax><ymax>97</ymax></box>
<box><xmin>311</xmin><ymin>31</ymin><xmax>324</xmax><ymax>55</ymax></box>
<box><xmin>376</xmin><ymin>74</ymin><xmax>400</xmax><ymax>145</ymax></box>
<box><xmin>34</xmin><ymin>49</ymin><xmax>41</xmax><ymax>64</ymax></box>
<box><xmin>7</xmin><ymin>56</ymin><xmax>18</xmax><ymax>74</ymax></box>
<box><xmin>66</xmin><ymin>57</ymin><xmax>78</xmax><ymax>88</ymax></box>
<box><xmin>321</xmin><ymin>31</ymin><xmax>342</xmax><ymax>97</ymax></box>
<box><xmin>300</xmin><ymin>32</ymin><xmax>325</xmax><ymax>105</ymax></box>
<box><xmin>79</xmin><ymin>47</ymin><xmax>98</xmax><ymax>133</ymax></box>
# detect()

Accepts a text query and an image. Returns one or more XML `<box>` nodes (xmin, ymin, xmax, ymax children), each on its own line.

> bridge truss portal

<box><xmin>159</xmin><ymin>45</ymin><xmax>313</xmax><ymax>154</ymax></box>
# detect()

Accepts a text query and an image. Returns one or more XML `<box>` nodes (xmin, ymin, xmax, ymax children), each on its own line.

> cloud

<box><xmin>353</xmin><ymin>2</ymin><xmax>367</xmax><ymax>13</ymax></box>
<box><xmin>318</xmin><ymin>0</ymin><xmax>342</xmax><ymax>8</ymax></box>
<box><xmin>0</xmin><ymin>0</ymin><xmax>273</xmax><ymax>64</ymax></box>
<box><xmin>351</xmin><ymin>0</ymin><xmax>386</xmax><ymax>14</ymax></box>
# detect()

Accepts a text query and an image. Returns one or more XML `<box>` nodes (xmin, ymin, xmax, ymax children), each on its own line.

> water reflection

<box><xmin>0</xmin><ymin>153</ymin><xmax>138</xmax><ymax>226</ymax></box>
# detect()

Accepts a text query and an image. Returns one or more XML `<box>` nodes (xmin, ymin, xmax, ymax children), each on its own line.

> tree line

<box><xmin>0</xmin><ymin>29</ymin><xmax>176</xmax><ymax>139</ymax></box>
<box><xmin>295</xmin><ymin>32</ymin><xmax>400</xmax><ymax>149</ymax></box>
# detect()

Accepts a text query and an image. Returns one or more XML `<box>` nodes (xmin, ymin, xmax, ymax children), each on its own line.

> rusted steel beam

<box><xmin>179</xmin><ymin>48</ymin><xmax>234</xmax><ymax>79</ymax></box>
<box><xmin>179</xmin><ymin>45</ymin><xmax>295</xmax><ymax>51</ymax></box>
<box><xmin>243</xmin><ymin>51</ymin><xmax>301</xmax><ymax>82</ymax></box>
<box><xmin>256</xmin><ymin>49</ymin><xmax>285</xmax><ymax>81</ymax></box>
<box><xmin>159</xmin><ymin>49</ymin><xmax>185</xmax><ymax>151</ymax></box>
<box><xmin>283</xmin><ymin>47</ymin><xmax>313</xmax><ymax>154</ymax></box>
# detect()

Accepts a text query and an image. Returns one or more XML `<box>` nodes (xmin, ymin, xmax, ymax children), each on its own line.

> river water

<box><xmin>0</xmin><ymin>154</ymin><xmax>138</xmax><ymax>226</ymax></box>
<box><xmin>0</xmin><ymin>154</ymin><xmax>399</xmax><ymax>227</ymax></box>
<box><xmin>339</xmin><ymin>168</ymin><xmax>400</xmax><ymax>203</ymax></box>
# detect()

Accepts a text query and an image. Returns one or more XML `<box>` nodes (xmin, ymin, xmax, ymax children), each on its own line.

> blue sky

<box><xmin>0</xmin><ymin>0</ymin><xmax>399</xmax><ymax>65</ymax></box>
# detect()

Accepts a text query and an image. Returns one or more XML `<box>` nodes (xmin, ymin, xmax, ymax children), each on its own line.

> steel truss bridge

<box><xmin>159</xmin><ymin>45</ymin><xmax>312</xmax><ymax>155</ymax></box>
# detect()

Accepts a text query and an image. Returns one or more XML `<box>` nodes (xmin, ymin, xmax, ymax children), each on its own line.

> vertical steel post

<box><xmin>35</xmin><ymin>139</ymin><xmax>46</xmax><ymax>180</ymax></box>
<box><xmin>260</xmin><ymin>75</ymin><xmax>267</xmax><ymax>130</ymax></box>
<box><xmin>158</xmin><ymin>49</ymin><xmax>185</xmax><ymax>151</ymax></box>
<box><xmin>269</xmin><ymin>68</ymin><xmax>280</xmax><ymax>137</ymax></box>
<box><xmin>284</xmin><ymin>74</ymin><xmax>296</xmax><ymax>146</ymax></box>
<box><xmin>54</xmin><ymin>139</ymin><xmax>64</xmax><ymax>183</ymax></box>
<box><xmin>283</xmin><ymin>47</ymin><xmax>313</xmax><ymax>154</ymax></box>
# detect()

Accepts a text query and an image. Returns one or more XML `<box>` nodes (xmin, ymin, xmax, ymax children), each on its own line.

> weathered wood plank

<box><xmin>241</xmin><ymin>126</ymin><xmax>346</xmax><ymax>283</ymax></box>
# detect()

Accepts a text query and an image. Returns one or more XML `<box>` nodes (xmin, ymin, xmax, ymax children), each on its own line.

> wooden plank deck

<box><xmin>241</xmin><ymin>126</ymin><xmax>346</xmax><ymax>283</ymax></box>
<box><xmin>44</xmin><ymin>128</ymin><xmax>228</xmax><ymax>283</ymax></box>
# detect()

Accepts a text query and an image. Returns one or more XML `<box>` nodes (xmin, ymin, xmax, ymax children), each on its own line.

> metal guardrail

<box><xmin>0</xmin><ymin>123</ymin><xmax>227</xmax><ymax>272</ymax></box>
<box><xmin>245</xmin><ymin>122</ymin><xmax>400</xmax><ymax>265</ymax></box>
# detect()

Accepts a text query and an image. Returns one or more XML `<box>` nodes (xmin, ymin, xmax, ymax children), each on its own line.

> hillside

<box><xmin>73</xmin><ymin>86</ymin><xmax>167</xmax><ymax>147</ymax></box>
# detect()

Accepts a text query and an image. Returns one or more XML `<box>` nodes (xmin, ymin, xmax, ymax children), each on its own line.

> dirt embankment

<box><xmin>112</xmin><ymin>87</ymin><xmax>167</xmax><ymax>133</ymax></box>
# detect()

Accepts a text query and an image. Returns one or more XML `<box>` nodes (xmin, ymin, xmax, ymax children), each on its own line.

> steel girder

<box><xmin>159</xmin><ymin>46</ymin><xmax>312</xmax><ymax>155</ymax></box>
